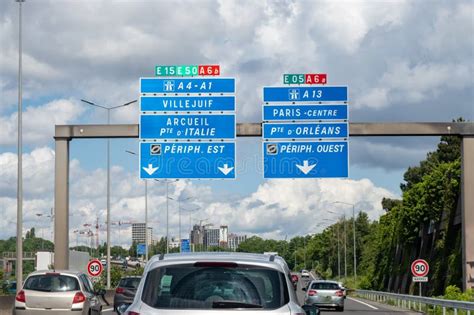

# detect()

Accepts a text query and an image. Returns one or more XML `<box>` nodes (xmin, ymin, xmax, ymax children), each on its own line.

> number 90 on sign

<box><xmin>411</xmin><ymin>259</ymin><xmax>429</xmax><ymax>277</ymax></box>
<box><xmin>87</xmin><ymin>260</ymin><xmax>103</xmax><ymax>277</ymax></box>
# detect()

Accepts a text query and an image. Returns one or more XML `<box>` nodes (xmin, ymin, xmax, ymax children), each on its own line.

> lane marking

<box><xmin>348</xmin><ymin>297</ymin><xmax>379</xmax><ymax>310</ymax></box>
<box><xmin>102</xmin><ymin>308</ymin><xmax>113</xmax><ymax>312</ymax></box>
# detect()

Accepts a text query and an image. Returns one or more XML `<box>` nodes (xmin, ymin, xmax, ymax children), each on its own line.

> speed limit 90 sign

<box><xmin>87</xmin><ymin>259</ymin><xmax>103</xmax><ymax>277</ymax></box>
<box><xmin>411</xmin><ymin>259</ymin><xmax>429</xmax><ymax>277</ymax></box>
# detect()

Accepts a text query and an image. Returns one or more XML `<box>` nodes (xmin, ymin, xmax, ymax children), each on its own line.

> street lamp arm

<box><xmin>109</xmin><ymin>100</ymin><xmax>138</xmax><ymax>109</ymax></box>
<box><xmin>80</xmin><ymin>99</ymin><xmax>108</xmax><ymax>109</ymax></box>
<box><xmin>81</xmin><ymin>99</ymin><xmax>137</xmax><ymax>110</ymax></box>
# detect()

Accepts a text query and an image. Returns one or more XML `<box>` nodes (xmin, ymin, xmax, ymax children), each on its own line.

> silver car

<box><xmin>122</xmin><ymin>252</ymin><xmax>320</xmax><ymax>314</ymax></box>
<box><xmin>13</xmin><ymin>270</ymin><xmax>103</xmax><ymax>314</ymax></box>
<box><xmin>304</xmin><ymin>280</ymin><xmax>344</xmax><ymax>312</ymax></box>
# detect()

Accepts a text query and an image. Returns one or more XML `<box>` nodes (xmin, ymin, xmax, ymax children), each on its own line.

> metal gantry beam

<box><xmin>54</xmin><ymin>122</ymin><xmax>474</xmax><ymax>290</ymax></box>
<box><xmin>55</xmin><ymin>122</ymin><xmax>474</xmax><ymax>140</ymax></box>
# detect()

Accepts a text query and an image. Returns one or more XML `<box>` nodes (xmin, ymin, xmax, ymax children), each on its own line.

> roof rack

<box><xmin>159</xmin><ymin>253</ymin><xmax>165</xmax><ymax>260</ymax></box>
<box><xmin>269</xmin><ymin>254</ymin><xmax>275</xmax><ymax>262</ymax></box>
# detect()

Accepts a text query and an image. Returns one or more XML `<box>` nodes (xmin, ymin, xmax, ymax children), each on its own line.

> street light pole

<box><xmin>166</xmin><ymin>182</ymin><xmax>169</xmax><ymax>253</ymax></box>
<box><xmin>106</xmin><ymin>109</ymin><xmax>111</xmax><ymax>287</ymax></box>
<box><xmin>343</xmin><ymin>214</ymin><xmax>347</xmax><ymax>279</ymax></box>
<box><xmin>168</xmin><ymin>196</ymin><xmax>192</xmax><ymax>252</ymax></box>
<box><xmin>81</xmin><ymin>99</ymin><xmax>136</xmax><ymax>289</ymax></box>
<box><xmin>333</xmin><ymin>201</ymin><xmax>358</xmax><ymax>286</ymax></box>
<box><xmin>352</xmin><ymin>204</ymin><xmax>357</xmax><ymax>286</ymax></box>
<box><xmin>337</xmin><ymin>224</ymin><xmax>341</xmax><ymax>279</ymax></box>
<box><xmin>125</xmin><ymin>150</ymin><xmax>149</xmax><ymax>262</ymax></box>
<box><xmin>15</xmin><ymin>0</ymin><xmax>25</xmax><ymax>292</ymax></box>
<box><xmin>144</xmin><ymin>180</ymin><xmax>148</xmax><ymax>262</ymax></box>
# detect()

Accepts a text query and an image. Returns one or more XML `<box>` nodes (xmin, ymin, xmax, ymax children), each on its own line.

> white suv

<box><xmin>121</xmin><ymin>252</ymin><xmax>319</xmax><ymax>314</ymax></box>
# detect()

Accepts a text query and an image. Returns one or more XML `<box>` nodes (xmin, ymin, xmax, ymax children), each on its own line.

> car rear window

<box><xmin>311</xmin><ymin>282</ymin><xmax>340</xmax><ymax>290</ymax></box>
<box><xmin>24</xmin><ymin>274</ymin><xmax>80</xmax><ymax>292</ymax></box>
<box><xmin>119</xmin><ymin>277</ymin><xmax>141</xmax><ymax>288</ymax></box>
<box><xmin>141</xmin><ymin>263</ymin><xmax>289</xmax><ymax>309</ymax></box>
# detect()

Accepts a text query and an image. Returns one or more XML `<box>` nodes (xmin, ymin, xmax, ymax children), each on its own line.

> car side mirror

<box><xmin>116</xmin><ymin>303</ymin><xmax>131</xmax><ymax>315</ymax></box>
<box><xmin>302</xmin><ymin>287</ymin><xmax>307</xmax><ymax>291</ymax></box>
<box><xmin>302</xmin><ymin>304</ymin><xmax>320</xmax><ymax>315</ymax></box>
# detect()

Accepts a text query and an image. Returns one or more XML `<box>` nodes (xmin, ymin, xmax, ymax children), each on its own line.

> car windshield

<box><xmin>24</xmin><ymin>274</ymin><xmax>80</xmax><ymax>292</ymax></box>
<box><xmin>141</xmin><ymin>263</ymin><xmax>289</xmax><ymax>309</ymax></box>
<box><xmin>120</xmin><ymin>277</ymin><xmax>141</xmax><ymax>288</ymax></box>
<box><xmin>311</xmin><ymin>282</ymin><xmax>340</xmax><ymax>290</ymax></box>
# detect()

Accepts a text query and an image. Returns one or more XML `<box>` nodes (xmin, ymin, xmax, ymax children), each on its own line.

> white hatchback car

<box><xmin>13</xmin><ymin>270</ymin><xmax>104</xmax><ymax>314</ymax></box>
<box><xmin>121</xmin><ymin>252</ymin><xmax>320</xmax><ymax>315</ymax></box>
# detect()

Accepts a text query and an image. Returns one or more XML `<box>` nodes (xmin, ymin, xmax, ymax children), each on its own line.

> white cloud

<box><xmin>0</xmin><ymin>99</ymin><xmax>84</xmax><ymax>146</ymax></box>
<box><xmin>0</xmin><ymin>147</ymin><xmax>55</xmax><ymax>198</ymax></box>
<box><xmin>182</xmin><ymin>178</ymin><xmax>395</xmax><ymax>240</ymax></box>
<box><xmin>355</xmin><ymin>61</ymin><xmax>473</xmax><ymax>109</ymax></box>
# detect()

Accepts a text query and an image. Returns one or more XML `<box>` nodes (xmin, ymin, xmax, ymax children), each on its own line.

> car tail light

<box><xmin>308</xmin><ymin>289</ymin><xmax>318</xmax><ymax>296</ymax></box>
<box><xmin>336</xmin><ymin>290</ymin><xmax>344</xmax><ymax>297</ymax></box>
<box><xmin>15</xmin><ymin>290</ymin><xmax>26</xmax><ymax>303</ymax></box>
<box><xmin>129</xmin><ymin>312</ymin><xmax>140</xmax><ymax>315</ymax></box>
<box><xmin>116</xmin><ymin>287</ymin><xmax>124</xmax><ymax>294</ymax></box>
<box><xmin>72</xmin><ymin>292</ymin><xmax>86</xmax><ymax>304</ymax></box>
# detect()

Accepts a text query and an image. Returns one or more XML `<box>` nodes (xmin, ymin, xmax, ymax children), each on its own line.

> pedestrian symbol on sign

<box><xmin>288</xmin><ymin>88</ymin><xmax>300</xmax><ymax>100</ymax></box>
<box><xmin>163</xmin><ymin>80</ymin><xmax>175</xmax><ymax>92</ymax></box>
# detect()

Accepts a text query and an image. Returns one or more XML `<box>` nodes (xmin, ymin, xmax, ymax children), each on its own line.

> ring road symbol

<box><xmin>87</xmin><ymin>259</ymin><xmax>103</xmax><ymax>277</ymax></box>
<box><xmin>411</xmin><ymin>259</ymin><xmax>429</xmax><ymax>277</ymax></box>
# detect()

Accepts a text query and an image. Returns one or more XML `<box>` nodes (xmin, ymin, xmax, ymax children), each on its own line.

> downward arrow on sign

<box><xmin>142</xmin><ymin>164</ymin><xmax>159</xmax><ymax>175</ymax></box>
<box><xmin>295</xmin><ymin>160</ymin><xmax>317</xmax><ymax>175</ymax></box>
<box><xmin>218</xmin><ymin>164</ymin><xmax>234</xmax><ymax>175</ymax></box>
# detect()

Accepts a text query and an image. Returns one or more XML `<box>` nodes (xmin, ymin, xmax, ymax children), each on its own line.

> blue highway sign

<box><xmin>263</xmin><ymin>104</ymin><xmax>347</xmax><ymax>121</ymax></box>
<box><xmin>181</xmin><ymin>239</ymin><xmax>191</xmax><ymax>253</ymax></box>
<box><xmin>140</xmin><ymin>114</ymin><xmax>235</xmax><ymax>140</ymax></box>
<box><xmin>263</xmin><ymin>122</ymin><xmax>348</xmax><ymax>139</ymax></box>
<box><xmin>141</xmin><ymin>96</ymin><xmax>235</xmax><ymax>112</ymax></box>
<box><xmin>137</xmin><ymin>243</ymin><xmax>146</xmax><ymax>255</ymax></box>
<box><xmin>263</xmin><ymin>86</ymin><xmax>347</xmax><ymax>102</ymax></box>
<box><xmin>140</xmin><ymin>78</ymin><xmax>235</xmax><ymax>93</ymax></box>
<box><xmin>140</xmin><ymin>142</ymin><xmax>235</xmax><ymax>179</ymax></box>
<box><xmin>263</xmin><ymin>141</ymin><xmax>348</xmax><ymax>178</ymax></box>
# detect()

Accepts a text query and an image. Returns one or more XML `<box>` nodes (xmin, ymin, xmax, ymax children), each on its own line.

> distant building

<box><xmin>228</xmin><ymin>233</ymin><xmax>247</xmax><ymax>251</ymax></box>
<box><xmin>204</xmin><ymin>225</ymin><xmax>228</xmax><ymax>248</ymax></box>
<box><xmin>132</xmin><ymin>223</ymin><xmax>153</xmax><ymax>246</ymax></box>
<box><xmin>190</xmin><ymin>224</ymin><xmax>205</xmax><ymax>246</ymax></box>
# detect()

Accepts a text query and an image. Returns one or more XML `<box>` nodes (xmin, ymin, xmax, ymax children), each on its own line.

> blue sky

<box><xmin>0</xmin><ymin>0</ymin><xmax>472</xmax><ymax>245</ymax></box>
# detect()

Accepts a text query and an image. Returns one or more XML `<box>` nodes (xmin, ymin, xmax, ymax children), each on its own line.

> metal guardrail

<box><xmin>356</xmin><ymin>289</ymin><xmax>474</xmax><ymax>314</ymax></box>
